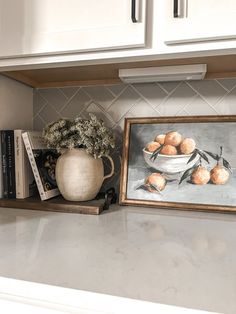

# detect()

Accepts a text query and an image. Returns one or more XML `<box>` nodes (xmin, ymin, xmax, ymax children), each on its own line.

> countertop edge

<box><xmin>0</xmin><ymin>277</ymin><xmax>215</xmax><ymax>314</ymax></box>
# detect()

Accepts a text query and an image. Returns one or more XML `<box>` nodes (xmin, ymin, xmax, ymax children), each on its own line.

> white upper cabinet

<box><xmin>0</xmin><ymin>0</ymin><xmax>146</xmax><ymax>58</ymax></box>
<box><xmin>164</xmin><ymin>0</ymin><xmax>236</xmax><ymax>44</ymax></box>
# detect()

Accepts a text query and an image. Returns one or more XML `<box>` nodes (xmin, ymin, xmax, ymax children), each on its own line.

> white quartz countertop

<box><xmin>0</xmin><ymin>205</ymin><xmax>235</xmax><ymax>313</ymax></box>
<box><xmin>0</xmin><ymin>277</ymin><xmax>213</xmax><ymax>314</ymax></box>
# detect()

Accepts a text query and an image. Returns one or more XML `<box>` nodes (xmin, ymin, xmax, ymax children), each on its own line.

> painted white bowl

<box><xmin>143</xmin><ymin>148</ymin><xmax>200</xmax><ymax>174</ymax></box>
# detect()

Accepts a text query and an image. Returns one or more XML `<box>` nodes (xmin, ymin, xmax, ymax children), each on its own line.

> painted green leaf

<box><xmin>149</xmin><ymin>183</ymin><xmax>162</xmax><ymax>194</ymax></box>
<box><xmin>223</xmin><ymin>158</ymin><xmax>233</xmax><ymax>173</ymax></box>
<box><xmin>187</xmin><ymin>149</ymin><xmax>198</xmax><ymax>164</ymax></box>
<box><xmin>166</xmin><ymin>178</ymin><xmax>178</xmax><ymax>183</ymax></box>
<box><xmin>136</xmin><ymin>184</ymin><xmax>149</xmax><ymax>191</ymax></box>
<box><xmin>204</xmin><ymin>150</ymin><xmax>220</xmax><ymax>161</ymax></box>
<box><xmin>150</xmin><ymin>144</ymin><xmax>164</xmax><ymax>161</ymax></box>
<box><xmin>197</xmin><ymin>149</ymin><xmax>209</xmax><ymax>164</ymax></box>
<box><xmin>179</xmin><ymin>166</ymin><xmax>196</xmax><ymax>185</ymax></box>
<box><xmin>136</xmin><ymin>183</ymin><xmax>162</xmax><ymax>194</ymax></box>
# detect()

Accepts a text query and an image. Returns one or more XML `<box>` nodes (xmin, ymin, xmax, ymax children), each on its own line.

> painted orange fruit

<box><xmin>180</xmin><ymin>138</ymin><xmax>196</xmax><ymax>155</ymax></box>
<box><xmin>145</xmin><ymin>141</ymin><xmax>161</xmax><ymax>153</ymax></box>
<box><xmin>161</xmin><ymin>144</ymin><xmax>178</xmax><ymax>155</ymax></box>
<box><xmin>164</xmin><ymin>131</ymin><xmax>182</xmax><ymax>147</ymax></box>
<box><xmin>210</xmin><ymin>165</ymin><xmax>229</xmax><ymax>185</ymax></box>
<box><xmin>191</xmin><ymin>166</ymin><xmax>210</xmax><ymax>185</ymax></box>
<box><xmin>145</xmin><ymin>173</ymin><xmax>166</xmax><ymax>192</ymax></box>
<box><xmin>154</xmin><ymin>134</ymin><xmax>166</xmax><ymax>145</ymax></box>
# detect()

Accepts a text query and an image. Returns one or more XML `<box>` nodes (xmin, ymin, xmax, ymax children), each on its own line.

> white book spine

<box><xmin>22</xmin><ymin>132</ymin><xmax>47</xmax><ymax>201</ymax></box>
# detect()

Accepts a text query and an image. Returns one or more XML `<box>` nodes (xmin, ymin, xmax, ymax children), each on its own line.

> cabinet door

<box><xmin>164</xmin><ymin>0</ymin><xmax>236</xmax><ymax>44</ymax></box>
<box><xmin>0</xmin><ymin>0</ymin><xmax>146</xmax><ymax>58</ymax></box>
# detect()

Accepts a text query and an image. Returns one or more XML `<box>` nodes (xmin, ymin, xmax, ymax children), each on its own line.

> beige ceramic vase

<box><xmin>56</xmin><ymin>149</ymin><xmax>114</xmax><ymax>201</ymax></box>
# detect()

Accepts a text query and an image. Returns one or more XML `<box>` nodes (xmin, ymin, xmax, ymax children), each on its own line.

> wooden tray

<box><xmin>0</xmin><ymin>196</ymin><xmax>104</xmax><ymax>215</ymax></box>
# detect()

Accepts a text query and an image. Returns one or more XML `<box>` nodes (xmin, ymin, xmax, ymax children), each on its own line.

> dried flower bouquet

<box><xmin>42</xmin><ymin>114</ymin><xmax>115</xmax><ymax>158</ymax></box>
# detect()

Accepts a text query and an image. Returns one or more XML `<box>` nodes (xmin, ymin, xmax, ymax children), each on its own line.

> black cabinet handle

<box><xmin>132</xmin><ymin>0</ymin><xmax>138</xmax><ymax>23</ymax></box>
<box><xmin>174</xmin><ymin>0</ymin><xmax>179</xmax><ymax>17</ymax></box>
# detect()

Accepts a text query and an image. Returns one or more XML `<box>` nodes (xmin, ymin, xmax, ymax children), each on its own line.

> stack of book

<box><xmin>0</xmin><ymin>130</ymin><xmax>60</xmax><ymax>201</ymax></box>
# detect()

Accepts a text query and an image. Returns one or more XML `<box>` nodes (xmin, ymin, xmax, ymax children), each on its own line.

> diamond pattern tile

<box><xmin>60</xmin><ymin>87</ymin><xmax>80</xmax><ymax>99</ymax></box>
<box><xmin>188</xmin><ymin>80</ymin><xmax>228</xmax><ymax>106</ymax></box>
<box><xmin>39</xmin><ymin>103</ymin><xmax>61</xmax><ymax>124</ymax></box>
<box><xmin>33</xmin><ymin>115</ymin><xmax>46</xmax><ymax>131</ymax></box>
<box><xmin>106</xmin><ymin>84</ymin><xmax>126</xmax><ymax>96</ymax></box>
<box><xmin>107</xmin><ymin>86</ymin><xmax>140</xmax><ymax>123</ymax></box>
<box><xmin>158</xmin><ymin>81</ymin><xmax>181</xmax><ymax>93</ymax></box>
<box><xmin>60</xmin><ymin>89</ymin><xmax>91</xmax><ymax>118</ymax></box>
<box><xmin>132</xmin><ymin>83</ymin><xmax>167</xmax><ymax>108</ymax></box>
<box><xmin>214</xmin><ymin>86</ymin><xmax>236</xmax><ymax>115</ymax></box>
<box><xmin>157</xmin><ymin>82</ymin><xmax>196</xmax><ymax>116</ymax></box>
<box><xmin>85</xmin><ymin>102</ymin><xmax>115</xmax><ymax>128</ymax></box>
<box><xmin>33</xmin><ymin>91</ymin><xmax>47</xmax><ymax>118</ymax></box>
<box><xmin>83</xmin><ymin>86</ymin><xmax>115</xmax><ymax>110</ymax></box>
<box><xmin>38</xmin><ymin>88</ymin><xmax>68</xmax><ymax>112</ymax></box>
<box><xmin>185</xmin><ymin>95</ymin><xmax>218</xmax><ymax>115</ymax></box>
<box><xmin>128</xmin><ymin>99</ymin><xmax>159</xmax><ymax>117</ymax></box>
<box><xmin>216</xmin><ymin>79</ymin><xmax>236</xmax><ymax>92</ymax></box>
<box><xmin>34</xmin><ymin>78</ymin><xmax>236</xmax><ymax>192</ymax></box>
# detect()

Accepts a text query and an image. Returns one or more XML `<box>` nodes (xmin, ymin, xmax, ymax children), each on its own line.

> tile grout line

<box><xmin>155</xmin><ymin>81</ymin><xmax>185</xmax><ymax>111</ymax></box>
<box><xmin>111</xmin><ymin>96</ymin><xmax>143</xmax><ymax>130</ymax></box>
<box><xmin>105</xmin><ymin>85</ymin><xmax>129</xmax><ymax>111</ymax></box>
<box><xmin>185</xmin><ymin>81</ymin><xmax>223</xmax><ymax>115</ymax></box>
<box><xmin>174</xmin><ymin>93</ymin><xmax>199</xmax><ymax>116</ymax></box>
<box><xmin>36</xmin><ymin>90</ymin><xmax>63</xmax><ymax>117</ymax></box>
<box><xmin>212</xmin><ymin>83</ymin><xmax>236</xmax><ymax>110</ymax></box>
<box><xmin>33</xmin><ymin>93</ymin><xmax>48</xmax><ymax>119</ymax></box>
<box><xmin>58</xmin><ymin>87</ymin><xmax>82</xmax><ymax>114</ymax></box>
<box><xmin>130</xmin><ymin>84</ymin><xmax>168</xmax><ymax>111</ymax></box>
<box><xmin>215</xmin><ymin>79</ymin><xmax>232</xmax><ymax>92</ymax></box>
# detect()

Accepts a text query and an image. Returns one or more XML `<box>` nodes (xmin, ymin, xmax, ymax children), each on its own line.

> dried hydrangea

<box><xmin>42</xmin><ymin>114</ymin><xmax>115</xmax><ymax>158</ymax></box>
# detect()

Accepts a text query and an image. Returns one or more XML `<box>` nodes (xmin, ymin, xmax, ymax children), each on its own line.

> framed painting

<box><xmin>120</xmin><ymin>116</ymin><xmax>236</xmax><ymax>213</ymax></box>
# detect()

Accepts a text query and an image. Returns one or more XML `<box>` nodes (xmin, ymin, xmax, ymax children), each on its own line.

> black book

<box><xmin>1</xmin><ymin>130</ymin><xmax>16</xmax><ymax>198</ymax></box>
<box><xmin>6</xmin><ymin>130</ymin><xmax>16</xmax><ymax>198</ymax></box>
<box><xmin>1</xmin><ymin>131</ymin><xmax>8</xmax><ymax>198</ymax></box>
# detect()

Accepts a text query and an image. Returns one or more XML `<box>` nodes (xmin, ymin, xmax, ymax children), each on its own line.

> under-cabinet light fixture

<box><xmin>119</xmin><ymin>64</ymin><xmax>207</xmax><ymax>83</ymax></box>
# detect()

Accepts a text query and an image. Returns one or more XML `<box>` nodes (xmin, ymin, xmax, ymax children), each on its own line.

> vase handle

<box><xmin>103</xmin><ymin>155</ymin><xmax>115</xmax><ymax>180</ymax></box>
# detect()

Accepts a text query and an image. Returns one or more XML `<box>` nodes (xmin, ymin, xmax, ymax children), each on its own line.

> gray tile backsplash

<box><xmin>33</xmin><ymin>78</ymin><xmax>236</xmax><ymax>192</ymax></box>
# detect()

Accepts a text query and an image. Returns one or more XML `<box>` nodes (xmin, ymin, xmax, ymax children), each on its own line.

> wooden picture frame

<box><xmin>120</xmin><ymin>115</ymin><xmax>236</xmax><ymax>213</ymax></box>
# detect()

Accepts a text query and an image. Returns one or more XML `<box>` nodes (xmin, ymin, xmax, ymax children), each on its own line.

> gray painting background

<box><xmin>127</xmin><ymin>122</ymin><xmax>236</xmax><ymax>206</ymax></box>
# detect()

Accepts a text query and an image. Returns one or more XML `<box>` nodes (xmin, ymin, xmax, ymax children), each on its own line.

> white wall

<box><xmin>0</xmin><ymin>75</ymin><xmax>33</xmax><ymax>130</ymax></box>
